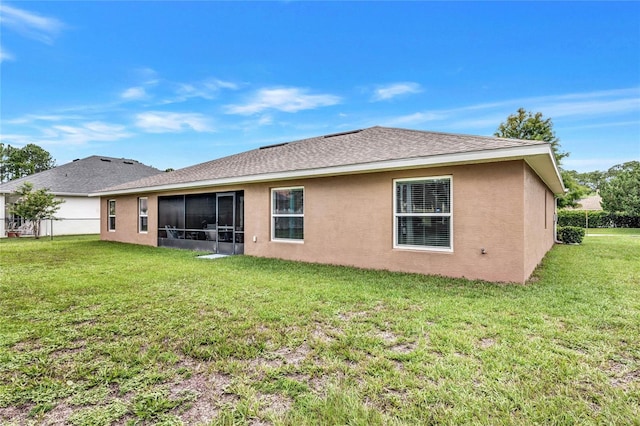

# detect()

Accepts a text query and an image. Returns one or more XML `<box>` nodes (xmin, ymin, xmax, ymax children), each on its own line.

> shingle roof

<box><xmin>95</xmin><ymin>126</ymin><xmax>559</xmax><ymax>194</ymax></box>
<box><xmin>569</xmin><ymin>194</ymin><xmax>603</xmax><ymax>211</ymax></box>
<box><xmin>0</xmin><ymin>156</ymin><xmax>163</xmax><ymax>195</ymax></box>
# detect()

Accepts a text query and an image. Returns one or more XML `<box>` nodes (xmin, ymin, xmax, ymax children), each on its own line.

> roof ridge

<box><xmin>371</xmin><ymin>126</ymin><xmax>549</xmax><ymax>145</ymax></box>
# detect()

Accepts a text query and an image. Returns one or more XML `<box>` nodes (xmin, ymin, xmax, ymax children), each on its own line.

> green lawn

<box><xmin>1</xmin><ymin>235</ymin><xmax>639</xmax><ymax>425</ymax></box>
<box><xmin>585</xmin><ymin>227</ymin><xmax>640</xmax><ymax>235</ymax></box>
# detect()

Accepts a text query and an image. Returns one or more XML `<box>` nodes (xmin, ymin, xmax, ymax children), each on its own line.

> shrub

<box><xmin>557</xmin><ymin>226</ymin><xmax>585</xmax><ymax>244</ymax></box>
<box><xmin>611</xmin><ymin>213</ymin><xmax>640</xmax><ymax>228</ymax></box>
<box><xmin>558</xmin><ymin>210</ymin><xmax>640</xmax><ymax>228</ymax></box>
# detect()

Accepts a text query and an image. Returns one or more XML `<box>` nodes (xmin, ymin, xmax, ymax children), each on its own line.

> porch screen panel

<box><xmin>185</xmin><ymin>193</ymin><xmax>216</xmax><ymax>229</ymax></box>
<box><xmin>217</xmin><ymin>196</ymin><xmax>234</xmax><ymax>227</ymax></box>
<box><xmin>158</xmin><ymin>196</ymin><xmax>185</xmax><ymax>229</ymax></box>
<box><xmin>235</xmin><ymin>192</ymin><xmax>244</xmax><ymax>232</ymax></box>
<box><xmin>395</xmin><ymin>177</ymin><xmax>452</xmax><ymax>249</ymax></box>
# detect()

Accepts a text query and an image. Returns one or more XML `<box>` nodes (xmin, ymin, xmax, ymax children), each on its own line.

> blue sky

<box><xmin>1</xmin><ymin>1</ymin><xmax>639</xmax><ymax>173</ymax></box>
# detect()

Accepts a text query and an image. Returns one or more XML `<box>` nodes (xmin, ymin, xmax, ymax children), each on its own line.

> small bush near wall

<box><xmin>557</xmin><ymin>226</ymin><xmax>586</xmax><ymax>244</ymax></box>
<box><xmin>558</xmin><ymin>210</ymin><xmax>640</xmax><ymax>228</ymax></box>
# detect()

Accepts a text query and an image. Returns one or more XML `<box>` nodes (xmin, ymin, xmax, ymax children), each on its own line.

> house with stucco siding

<box><xmin>0</xmin><ymin>156</ymin><xmax>162</xmax><ymax>237</ymax></box>
<box><xmin>91</xmin><ymin>127</ymin><xmax>565</xmax><ymax>283</ymax></box>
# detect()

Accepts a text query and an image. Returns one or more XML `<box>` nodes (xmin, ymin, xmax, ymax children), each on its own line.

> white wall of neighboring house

<box><xmin>41</xmin><ymin>196</ymin><xmax>100</xmax><ymax>236</ymax></box>
<box><xmin>2</xmin><ymin>195</ymin><xmax>101</xmax><ymax>237</ymax></box>
<box><xmin>0</xmin><ymin>194</ymin><xmax>5</xmax><ymax>237</ymax></box>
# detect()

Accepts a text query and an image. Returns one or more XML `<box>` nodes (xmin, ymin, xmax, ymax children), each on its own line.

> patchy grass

<box><xmin>0</xmin><ymin>235</ymin><xmax>639</xmax><ymax>425</ymax></box>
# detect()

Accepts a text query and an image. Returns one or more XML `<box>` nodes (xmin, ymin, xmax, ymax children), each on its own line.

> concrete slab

<box><xmin>197</xmin><ymin>254</ymin><xmax>229</xmax><ymax>259</ymax></box>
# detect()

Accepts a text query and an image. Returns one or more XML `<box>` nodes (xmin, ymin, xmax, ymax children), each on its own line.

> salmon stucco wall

<box><xmin>523</xmin><ymin>164</ymin><xmax>556</xmax><ymax>280</ymax></box>
<box><xmin>245</xmin><ymin>161</ymin><xmax>531</xmax><ymax>283</ymax></box>
<box><xmin>100</xmin><ymin>194</ymin><xmax>159</xmax><ymax>246</ymax></box>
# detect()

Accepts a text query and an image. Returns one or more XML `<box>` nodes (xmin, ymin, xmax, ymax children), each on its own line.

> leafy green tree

<box><xmin>573</xmin><ymin>169</ymin><xmax>607</xmax><ymax>192</ymax></box>
<box><xmin>494</xmin><ymin>108</ymin><xmax>568</xmax><ymax>165</ymax></box>
<box><xmin>0</xmin><ymin>143</ymin><xmax>13</xmax><ymax>182</ymax></box>
<box><xmin>0</xmin><ymin>143</ymin><xmax>55</xmax><ymax>182</ymax></box>
<box><xmin>9</xmin><ymin>182</ymin><xmax>64</xmax><ymax>239</ymax></box>
<box><xmin>600</xmin><ymin>161</ymin><xmax>640</xmax><ymax>215</ymax></box>
<box><xmin>495</xmin><ymin>108</ymin><xmax>587</xmax><ymax>208</ymax></box>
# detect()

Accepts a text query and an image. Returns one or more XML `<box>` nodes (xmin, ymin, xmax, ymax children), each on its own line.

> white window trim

<box><xmin>393</xmin><ymin>175</ymin><xmax>453</xmax><ymax>252</ymax></box>
<box><xmin>108</xmin><ymin>199</ymin><xmax>116</xmax><ymax>232</ymax></box>
<box><xmin>271</xmin><ymin>186</ymin><xmax>304</xmax><ymax>243</ymax></box>
<box><xmin>138</xmin><ymin>197</ymin><xmax>148</xmax><ymax>234</ymax></box>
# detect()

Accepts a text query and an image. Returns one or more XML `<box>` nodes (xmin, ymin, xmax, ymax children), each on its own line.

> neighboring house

<box><xmin>92</xmin><ymin>126</ymin><xmax>565</xmax><ymax>283</ymax></box>
<box><xmin>1</xmin><ymin>156</ymin><xmax>162</xmax><ymax>237</ymax></box>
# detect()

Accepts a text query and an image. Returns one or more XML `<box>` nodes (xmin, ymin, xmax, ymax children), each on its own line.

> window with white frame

<box><xmin>394</xmin><ymin>176</ymin><xmax>452</xmax><ymax>250</ymax></box>
<box><xmin>271</xmin><ymin>187</ymin><xmax>304</xmax><ymax>241</ymax></box>
<box><xmin>108</xmin><ymin>200</ymin><xmax>116</xmax><ymax>231</ymax></box>
<box><xmin>139</xmin><ymin>197</ymin><xmax>148</xmax><ymax>233</ymax></box>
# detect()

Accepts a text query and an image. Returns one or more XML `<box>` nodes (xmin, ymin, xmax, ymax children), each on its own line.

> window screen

<box><xmin>139</xmin><ymin>197</ymin><xmax>148</xmax><ymax>233</ymax></box>
<box><xmin>272</xmin><ymin>187</ymin><xmax>304</xmax><ymax>241</ymax></box>
<box><xmin>108</xmin><ymin>200</ymin><xmax>116</xmax><ymax>231</ymax></box>
<box><xmin>394</xmin><ymin>177</ymin><xmax>452</xmax><ymax>250</ymax></box>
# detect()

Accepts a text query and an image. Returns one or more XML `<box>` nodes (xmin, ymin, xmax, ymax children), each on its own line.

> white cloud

<box><xmin>0</xmin><ymin>4</ymin><xmax>64</xmax><ymax>45</ymax></box>
<box><xmin>384</xmin><ymin>87</ymin><xmax>640</xmax><ymax>131</ymax></box>
<box><xmin>0</xmin><ymin>133</ymin><xmax>32</xmax><ymax>146</ymax></box>
<box><xmin>0</xmin><ymin>45</ymin><xmax>15</xmax><ymax>62</ymax></box>
<box><xmin>226</xmin><ymin>87</ymin><xmax>341</xmax><ymax>115</ymax></box>
<box><xmin>257</xmin><ymin>115</ymin><xmax>273</xmax><ymax>126</ymax></box>
<box><xmin>136</xmin><ymin>67</ymin><xmax>160</xmax><ymax>85</ymax></box>
<box><xmin>135</xmin><ymin>111</ymin><xmax>214</xmax><ymax>133</ymax></box>
<box><xmin>5</xmin><ymin>113</ymin><xmax>84</xmax><ymax>124</ymax></box>
<box><xmin>372</xmin><ymin>82</ymin><xmax>422</xmax><ymax>101</ymax></box>
<box><xmin>532</xmin><ymin>98</ymin><xmax>640</xmax><ymax>118</ymax></box>
<box><xmin>162</xmin><ymin>78</ymin><xmax>239</xmax><ymax>104</ymax></box>
<box><xmin>1</xmin><ymin>121</ymin><xmax>132</xmax><ymax>146</ymax></box>
<box><xmin>121</xmin><ymin>86</ymin><xmax>147</xmax><ymax>101</ymax></box>
<box><xmin>460</xmin><ymin>87</ymin><xmax>640</xmax><ymax>117</ymax></box>
<box><xmin>46</xmin><ymin>122</ymin><xmax>132</xmax><ymax>145</ymax></box>
<box><xmin>385</xmin><ymin>112</ymin><xmax>446</xmax><ymax>126</ymax></box>
<box><xmin>204</xmin><ymin>78</ymin><xmax>238</xmax><ymax>91</ymax></box>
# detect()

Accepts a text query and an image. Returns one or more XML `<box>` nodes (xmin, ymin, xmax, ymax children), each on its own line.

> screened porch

<box><xmin>157</xmin><ymin>191</ymin><xmax>244</xmax><ymax>254</ymax></box>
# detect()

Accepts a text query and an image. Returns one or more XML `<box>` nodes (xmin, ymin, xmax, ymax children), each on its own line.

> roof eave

<box><xmin>0</xmin><ymin>190</ymin><xmax>89</xmax><ymax>197</ymax></box>
<box><xmin>90</xmin><ymin>144</ymin><xmax>565</xmax><ymax>197</ymax></box>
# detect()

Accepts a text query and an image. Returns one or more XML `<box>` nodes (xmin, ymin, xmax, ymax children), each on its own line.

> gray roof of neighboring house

<box><xmin>94</xmin><ymin>126</ymin><xmax>564</xmax><ymax>195</ymax></box>
<box><xmin>0</xmin><ymin>156</ymin><xmax>163</xmax><ymax>196</ymax></box>
<box><xmin>569</xmin><ymin>194</ymin><xmax>603</xmax><ymax>211</ymax></box>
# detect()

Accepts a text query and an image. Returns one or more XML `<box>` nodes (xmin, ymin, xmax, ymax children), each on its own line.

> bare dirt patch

<box><xmin>274</xmin><ymin>344</ymin><xmax>310</xmax><ymax>366</ymax></box>
<box><xmin>171</xmin><ymin>371</ymin><xmax>234</xmax><ymax>424</ymax></box>
<box><xmin>0</xmin><ymin>405</ymin><xmax>31</xmax><ymax>425</ymax></box>
<box><xmin>247</xmin><ymin>343</ymin><xmax>312</xmax><ymax>374</ymax></box>
<box><xmin>478</xmin><ymin>337</ymin><xmax>496</xmax><ymax>349</ymax></box>
<box><xmin>260</xmin><ymin>392</ymin><xmax>293</xmax><ymax>416</ymax></box>
<box><xmin>611</xmin><ymin>370</ymin><xmax>640</xmax><ymax>388</ymax></box>
<box><xmin>375</xmin><ymin>331</ymin><xmax>398</xmax><ymax>344</ymax></box>
<box><xmin>40</xmin><ymin>401</ymin><xmax>76</xmax><ymax>425</ymax></box>
<box><xmin>11</xmin><ymin>340</ymin><xmax>41</xmax><ymax>352</ymax></box>
<box><xmin>49</xmin><ymin>341</ymin><xmax>88</xmax><ymax>360</ymax></box>
<box><xmin>310</xmin><ymin>322</ymin><xmax>342</xmax><ymax>344</ymax></box>
<box><xmin>389</xmin><ymin>342</ymin><xmax>417</xmax><ymax>354</ymax></box>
